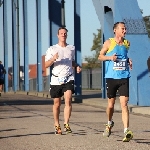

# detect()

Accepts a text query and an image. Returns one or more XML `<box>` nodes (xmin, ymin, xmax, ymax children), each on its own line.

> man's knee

<box><xmin>120</xmin><ymin>96</ymin><xmax>129</xmax><ymax>108</ymax></box>
<box><xmin>121</xmin><ymin>103</ymin><xmax>128</xmax><ymax>111</ymax></box>
<box><xmin>53</xmin><ymin>98</ymin><xmax>61</xmax><ymax>107</ymax></box>
<box><xmin>64</xmin><ymin>90</ymin><xmax>72</xmax><ymax>104</ymax></box>
<box><xmin>108</xmin><ymin>104</ymin><xmax>114</xmax><ymax>109</ymax></box>
<box><xmin>108</xmin><ymin>98</ymin><xmax>115</xmax><ymax>109</ymax></box>
<box><xmin>65</xmin><ymin>99</ymin><xmax>72</xmax><ymax>107</ymax></box>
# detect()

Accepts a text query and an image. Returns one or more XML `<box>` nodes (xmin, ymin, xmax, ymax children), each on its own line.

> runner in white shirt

<box><xmin>45</xmin><ymin>27</ymin><xmax>81</xmax><ymax>135</ymax></box>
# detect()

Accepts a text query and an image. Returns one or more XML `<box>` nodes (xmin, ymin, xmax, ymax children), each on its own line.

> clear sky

<box><xmin>0</xmin><ymin>0</ymin><xmax>150</xmax><ymax>66</ymax></box>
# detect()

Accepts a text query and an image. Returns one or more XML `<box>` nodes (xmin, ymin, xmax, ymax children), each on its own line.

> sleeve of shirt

<box><xmin>71</xmin><ymin>45</ymin><xmax>75</xmax><ymax>61</ymax></box>
<box><xmin>45</xmin><ymin>47</ymin><xmax>53</xmax><ymax>62</ymax></box>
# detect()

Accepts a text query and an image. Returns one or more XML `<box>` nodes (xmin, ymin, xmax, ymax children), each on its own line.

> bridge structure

<box><xmin>93</xmin><ymin>0</ymin><xmax>150</xmax><ymax>106</ymax></box>
<box><xmin>0</xmin><ymin>0</ymin><xmax>150</xmax><ymax>106</ymax></box>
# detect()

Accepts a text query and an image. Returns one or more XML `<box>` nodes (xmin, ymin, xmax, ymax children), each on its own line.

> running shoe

<box><xmin>103</xmin><ymin>121</ymin><xmax>114</xmax><ymax>137</ymax></box>
<box><xmin>64</xmin><ymin>123</ymin><xmax>72</xmax><ymax>134</ymax></box>
<box><xmin>122</xmin><ymin>129</ymin><xmax>133</xmax><ymax>142</ymax></box>
<box><xmin>54</xmin><ymin>124</ymin><xmax>62</xmax><ymax>135</ymax></box>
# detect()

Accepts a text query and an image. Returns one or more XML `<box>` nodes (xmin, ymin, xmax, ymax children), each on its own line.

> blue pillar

<box><xmin>36</xmin><ymin>0</ymin><xmax>42</xmax><ymax>92</ymax></box>
<box><xmin>49</xmin><ymin>0</ymin><xmax>61</xmax><ymax>45</ymax></box>
<box><xmin>48</xmin><ymin>0</ymin><xmax>61</xmax><ymax>82</ymax></box>
<box><xmin>23</xmin><ymin>0</ymin><xmax>29</xmax><ymax>91</ymax></box>
<box><xmin>101</xmin><ymin>33</ymin><xmax>106</xmax><ymax>99</ymax></box>
<box><xmin>3</xmin><ymin>0</ymin><xmax>8</xmax><ymax>92</ymax></box>
<box><xmin>12</xmin><ymin>0</ymin><xmax>18</xmax><ymax>91</ymax></box>
<box><xmin>74</xmin><ymin>0</ymin><xmax>82</xmax><ymax>95</ymax></box>
<box><xmin>101</xmin><ymin>9</ymin><xmax>114</xmax><ymax>99</ymax></box>
<box><xmin>93</xmin><ymin>0</ymin><xmax>150</xmax><ymax>106</ymax></box>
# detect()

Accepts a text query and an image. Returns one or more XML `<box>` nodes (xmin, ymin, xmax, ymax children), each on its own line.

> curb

<box><xmin>2</xmin><ymin>91</ymin><xmax>150</xmax><ymax>116</ymax></box>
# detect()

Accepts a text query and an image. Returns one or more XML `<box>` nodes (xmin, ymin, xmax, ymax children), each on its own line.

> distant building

<box><xmin>8</xmin><ymin>55</ymin><xmax>49</xmax><ymax>80</ymax></box>
<box><xmin>7</xmin><ymin>55</ymin><xmax>49</xmax><ymax>88</ymax></box>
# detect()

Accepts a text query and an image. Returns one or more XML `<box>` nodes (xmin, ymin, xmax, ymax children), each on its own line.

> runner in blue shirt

<box><xmin>0</xmin><ymin>61</ymin><xmax>6</xmax><ymax>96</ymax></box>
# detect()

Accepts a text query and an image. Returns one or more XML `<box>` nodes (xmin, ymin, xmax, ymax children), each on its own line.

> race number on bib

<box><xmin>113</xmin><ymin>59</ymin><xmax>127</xmax><ymax>70</ymax></box>
<box><xmin>58</xmin><ymin>76</ymin><xmax>68</xmax><ymax>85</ymax></box>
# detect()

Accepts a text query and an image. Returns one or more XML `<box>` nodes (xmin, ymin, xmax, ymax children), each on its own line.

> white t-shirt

<box><xmin>45</xmin><ymin>44</ymin><xmax>75</xmax><ymax>85</ymax></box>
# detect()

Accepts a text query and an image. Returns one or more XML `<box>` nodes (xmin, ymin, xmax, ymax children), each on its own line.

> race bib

<box><xmin>113</xmin><ymin>59</ymin><xmax>127</xmax><ymax>70</ymax></box>
<box><xmin>58</xmin><ymin>76</ymin><xmax>68</xmax><ymax>84</ymax></box>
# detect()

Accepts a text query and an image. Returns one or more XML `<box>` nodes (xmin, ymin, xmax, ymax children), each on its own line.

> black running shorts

<box><xmin>50</xmin><ymin>80</ymin><xmax>74</xmax><ymax>98</ymax></box>
<box><xmin>0</xmin><ymin>79</ymin><xmax>4</xmax><ymax>85</ymax></box>
<box><xmin>106</xmin><ymin>78</ymin><xmax>129</xmax><ymax>98</ymax></box>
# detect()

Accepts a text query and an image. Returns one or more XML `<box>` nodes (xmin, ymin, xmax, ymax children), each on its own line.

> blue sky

<box><xmin>0</xmin><ymin>0</ymin><xmax>150</xmax><ymax>66</ymax></box>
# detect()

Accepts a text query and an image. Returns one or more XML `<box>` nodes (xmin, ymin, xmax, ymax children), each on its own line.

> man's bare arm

<box><xmin>45</xmin><ymin>53</ymin><xmax>59</xmax><ymax>68</ymax></box>
<box><xmin>98</xmin><ymin>40</ymin><xmax>117</xmax><ymax>61</ymax></box>
<box><xmin>45</xmin><ymin>58</ymin><xmax>56</xmax><ymax>68</ymax></box>
<box><xmin>72</xmin><ymin>61</ymin><xmax>81</xmax><ymax>73</ymax></box>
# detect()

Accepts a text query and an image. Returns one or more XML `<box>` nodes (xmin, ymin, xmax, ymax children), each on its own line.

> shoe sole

<box><xmin>55</xmin><ymin>129</ymin><xmax>62</xmax><ymax>135</ymax></box>
<box><xmin>55</xmin><ymin>134</ymin><xmax>62</xmax><ymax>135</ymax></box>
<box><xmin>103</xmin><ymin>132</ymin><xmax>111</xmax><ymax>137</ymax></box>
<box><xmin>123</xmin><ymin>132</ymin><xmax>133</xmax><ymax>142</ymax></box>
<box><xmin>103</xmin><ymin>122</ymin><xmax>114</xmax><ymax>137</ymax></box>
<box><xmin>65</xmin><ymin>131</ymin><xmax>72</xmax><ymax>134</ymax></box>
<box><xmin>103</xmin><ymin>128</ymin><xmax>112</xmax><ymax>137</ymax></box>
<box><xmin>55</xmin><ymin>132</ymin><xmax>62</xmax><ymax>135</ymax></box>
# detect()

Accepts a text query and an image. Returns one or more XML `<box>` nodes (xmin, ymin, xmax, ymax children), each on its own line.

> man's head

<box><xmin>0</xmin><ymin>61</ymin><xmax>2</xmax><ymax>64</ymax></box>
<box><xmin>57</xmin><ymin>27</ymin><xmax>68</xmax><ymax>42</ymax></box>
<box><xmin>113</xmin><ymin>22</ymin><xmax>126</xmax><ymax>37</ymax></box>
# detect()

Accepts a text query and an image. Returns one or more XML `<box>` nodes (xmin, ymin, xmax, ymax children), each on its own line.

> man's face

<box><xmin>57</xmin><ymin>29</ymin><xmax>67</xmax><ymax>42</ymax></box>
<box><xmin>114</xmin><ymin>23</ymin><xmax>126</xmax><ymax>37</ymax></box>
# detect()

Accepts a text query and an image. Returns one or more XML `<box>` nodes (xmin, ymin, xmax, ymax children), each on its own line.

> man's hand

<box><xmin>45</xmin><ymin>52</ymin><xmax>59</xmax><ymax>68</ymax></box>
<box><xmin>76</xmin><ymin>66</ymin><xmax>81</xmax><ymax>73</ymax></box>
<box><xmin>128</xmin><ymin>59</ymin><xmax>132</xmax><ymax>70</ymax></box>
<box><xmin>110</xmin><ymin>53</ymin><xmax>117</xmax><ymax>61</ymax></box>
<box><xmin>53</xmin><ymin>52</ymin><xmax>59</xmax><ymax>61</ymax></box>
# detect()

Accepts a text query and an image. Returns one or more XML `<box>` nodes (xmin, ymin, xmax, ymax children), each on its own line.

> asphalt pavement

<box><xmin>0</xmin><ymin>93</ymin><xmax>150</xmax><ymax>150</ymax></box>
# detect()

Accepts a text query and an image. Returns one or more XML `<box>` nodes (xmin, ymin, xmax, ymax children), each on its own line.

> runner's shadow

<box><xmin>134</xmin><ymin>139</ymin><xmax>150</xmax><ymax>145</ymax></box>
<box><xmin>0</xmin><ymin>129</ymin><xmax>21</xmax><ymax>132</ymax></box>
<box><xmin>0</xmin><ymin>100</ymin><xmax>53</xmax><ymax>106</ymax></box>
<box><xmin>71</xmin><ymin>129</ymin><xmax>103</xmax><ymax>136</ymax></box>
<box><xmin>0</xmin><ymin>132</ymin><xmax>54</xmax><ymax>139</ymax></box>
<box><xmin>143</xmin><ymin>130</ymin><xmax>150</xmax><ymax>132</ymax></box>
<box><xmin>136</xmin><ymin>141</ymin><xmax>150</xmax><ymax>145</ymax></box>
<box><xmin>117</xmin><ymin>138</ymin><xmax>150</xmax><ymax>145</ymax></box>
<box><xmin>72</xmin><ymin>130</ymin><xmax>87</xmax><ymax>136</ymax></box>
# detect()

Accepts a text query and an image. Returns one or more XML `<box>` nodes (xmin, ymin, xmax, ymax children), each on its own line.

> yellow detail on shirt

<box><xmin>106</xmin><ymin>38</ymin><xmax>130</xmax><ymax>54</ymax></box>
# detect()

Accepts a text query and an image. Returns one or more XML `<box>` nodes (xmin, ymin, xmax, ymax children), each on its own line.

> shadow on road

<box><xmin>0</xmin><ymin>100</ymin><xmax>54</xmax><ymax>106</ymax></box>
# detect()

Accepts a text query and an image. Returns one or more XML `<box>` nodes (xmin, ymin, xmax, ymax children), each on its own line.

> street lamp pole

<box><xmin>0</xmin><ymin>0</ymin><xmax>3</xmax><ymax>7</ymax></box>
<box><xmin>61</xmin><ymin>0</ymin><xmax>66</xmax><ymax>27</ymax></box>
<box><xmin>17</xmin><ymin>0</ymin><xmax>20</xmax><ymax>90</ymax></box>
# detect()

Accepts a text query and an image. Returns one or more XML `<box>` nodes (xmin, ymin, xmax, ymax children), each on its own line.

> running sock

<box><xmin>108</xmin><ymin>121</ymin><xmax>112</xmax><ymax>125</ymax></box>
<box><xmin>124</xmin><ymin>128</ymin><xmax>128</xmax><ymax>133</ymax></box>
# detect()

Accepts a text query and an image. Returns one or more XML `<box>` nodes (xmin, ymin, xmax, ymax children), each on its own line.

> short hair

<box><xmin>0</xmin><ymin>61</ymin><xmax>2</xmax><ymax>64</ymax></box>
<box><xmin>57</xmin><ymin>27</ymin><xmax>68</xmax><ymax>34</ymax></box>
<box><xmin>113</xmin><ymin>22</ymin><xmax>125</xmax><ymax>30</ymax></box>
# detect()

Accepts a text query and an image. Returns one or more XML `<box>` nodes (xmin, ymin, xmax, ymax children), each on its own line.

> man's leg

<box><xmin>53</xmin><ymin>98</ymin><xmax>61</xmax><ymax>126</ymax></box>
<box><xmin>0</xmin><ymin>84</ymin><xmax>2</xmax><ymax>96</ymax></box>
<box><xmin>120</xmin><ymin>96</ymin><xmax>133</xmax><ymax>142</ymax></box>
<box><xmin>53</xmin><ymin>97</ymin><xmax>62</xmax><ymax>135</ymax></box>
<box><xmin>103</xmin><ymin>78</ymin><xmax>117</xmax><ymax>137</ymax></box>
<box><xmin>107</xmin><ymin>98</ymin><xmax>115</xmax><ymax>122</ymax></box>
<box><xmin>120</xmin><ymin>96</ymin><xmax>129</xmax><ymax>129</ymax></box>
<box><xmin>64</xmin><ymin>90</ymin><xmax>72</xmax><ymax>124</ymax></box>
<box><xmin>119</xmin><ymin>78</ymin><xmax>133</xmax><ymax>142</ymax></box>
<box><xmin>0</xmin><ymin>84</ymin><xmax>2</xmax><ymax>91</ymax></box>
<box><xmin>63</xmin><ymin>80</ymin><xmax>74</xmax><ymax>134</ymax></box>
